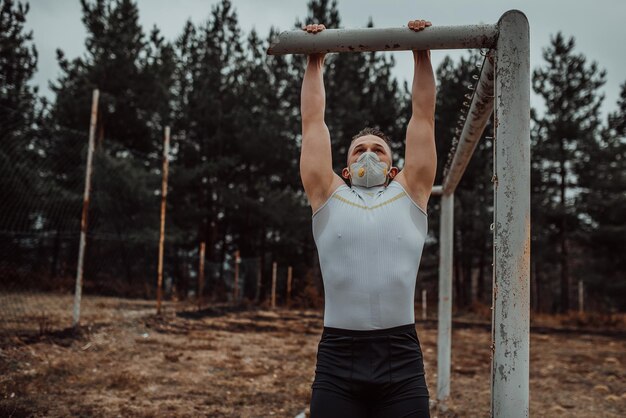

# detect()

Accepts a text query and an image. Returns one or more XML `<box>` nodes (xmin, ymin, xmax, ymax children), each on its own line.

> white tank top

<box><xmin>312</xmin><ymin>180</ymin><xmax>428</xmax><ymax>330</ymax></box>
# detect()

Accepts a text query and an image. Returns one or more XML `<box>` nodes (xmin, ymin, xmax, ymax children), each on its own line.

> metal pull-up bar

<box><xmin>267</xmin><ymin>24</ymin><xmax>498</xmax><ymax>55</ymax></box>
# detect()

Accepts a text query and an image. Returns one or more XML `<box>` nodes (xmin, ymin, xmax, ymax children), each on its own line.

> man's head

<box><xmin>342</xmin><ymin>127</ymin><xmax>398</xmax><ymax>186</ymax></box>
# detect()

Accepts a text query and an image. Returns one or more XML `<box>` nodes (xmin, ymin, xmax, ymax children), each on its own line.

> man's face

<box><xmin>342</xmin><ymin>135</ymin><xmax>398</xmax><ymax>182</ymax></box>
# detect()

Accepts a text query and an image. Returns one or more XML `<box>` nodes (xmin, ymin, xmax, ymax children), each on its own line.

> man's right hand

<box><xmin>302</xmin><ymin>24</ymin><xmax>326</xmax><ymax>65</ymax></box>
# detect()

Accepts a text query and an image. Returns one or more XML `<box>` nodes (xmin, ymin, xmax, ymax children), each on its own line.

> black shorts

<box><xmin>310</xmin><ymin>323</ymin><xmax>430</xmax><ymax>418</ymax></box>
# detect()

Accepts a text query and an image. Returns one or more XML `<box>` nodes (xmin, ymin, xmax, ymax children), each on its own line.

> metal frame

<box><xmin>269</xmin><ymin>10</ymin><xmax>530</xmax><ymax>417</ymax></box>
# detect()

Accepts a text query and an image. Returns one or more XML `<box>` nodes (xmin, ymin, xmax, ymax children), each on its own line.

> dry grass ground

<box><xmin>0</xmin><ymin>294</ymin><xmax>624</xmax><ymax>417</ymax></box>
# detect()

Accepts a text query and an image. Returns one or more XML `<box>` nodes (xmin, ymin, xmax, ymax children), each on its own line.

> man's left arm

<box><xmin>395</xmin><ymin>41</ymin><xmax>437</xmax><ymax>213</ymax></box>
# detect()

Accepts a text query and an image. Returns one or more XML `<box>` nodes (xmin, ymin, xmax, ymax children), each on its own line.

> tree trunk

<box><xmin>559</xmin><ymin>140</ymin><xmax>570</xmax><ymax>312</ymax></box>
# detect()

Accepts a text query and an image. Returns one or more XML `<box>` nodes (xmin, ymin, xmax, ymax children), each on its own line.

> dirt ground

<box><xmin>0</xmin><ymin>294</ymin><xmax>625</xmax><ymax>417</ymax></box>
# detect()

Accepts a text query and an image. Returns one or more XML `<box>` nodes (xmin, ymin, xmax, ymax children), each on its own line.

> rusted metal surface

<box><xmin>267</xmin><ymin>25</ymin><xmax>498</xmax><ymax>55</ymax></box>
<box><xmin>442</xmin><ymin>52</ymin><xmax>495</xmax><ymax>195</ymax></box>
<box><xmin>73</xmin><ymin>88</ymin><xmax>99</xmax><ymax>327</ymax></box>
<box><xmin>437</xmin><ymin>193</ymin><xmax>454</xmax><ymax>402</ymax></box>
<box><xmin>156</xmin><ymin>127</ymin><xmax>171</xmax><ymax>315</ymax></box>
<box><xmin>491</xmin><ymin>10</ymin><xmax>530</xmax><ymax>418</ymax></box>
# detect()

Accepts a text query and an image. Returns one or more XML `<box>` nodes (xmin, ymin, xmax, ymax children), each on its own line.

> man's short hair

<box><xmin>348</xmin><ymin>127</ymin><xmax>393</xmax><ymax>165</ymax></box>
<box><xmin>351</xmin><ymin>127</ymin><xmax>392</xmax><ymax>147</ymax></box>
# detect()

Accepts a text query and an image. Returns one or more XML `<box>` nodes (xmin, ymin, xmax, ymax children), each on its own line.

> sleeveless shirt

<box><xmin>312</xmin><ymin>180</ymin><xmax>428</xmax><ymax>330</ymax></box>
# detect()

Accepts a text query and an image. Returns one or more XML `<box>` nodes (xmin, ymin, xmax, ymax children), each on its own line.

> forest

<box><xmin>1</xmin><ymin>0</ymin><xmax>624</xmax><ymax>314</ymax></box>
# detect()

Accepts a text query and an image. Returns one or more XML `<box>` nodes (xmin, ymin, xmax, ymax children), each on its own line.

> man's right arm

<box><xmin>300</xmin><ymin>52</ymin><xmax>344</xmax><ymax>213</ymax></box>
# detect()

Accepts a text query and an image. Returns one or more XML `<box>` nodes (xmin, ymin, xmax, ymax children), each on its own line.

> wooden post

<box><xmin>234</xmin><ymin>250</ymin><xmax>241</xmax><ymax>304</ymax></box>
<box><xmin>271</xmin><ymin>262</ymin><xmax>277</xmax><ymax>309</ymax></box>
<box><xmin>578</xmin><ymin>280</ymin><xmax>584</xmax><ymax>314</ymax></box>
<box><xmin>422</xmin><ymin>289</ymin><xmax>427</xmax><ymax>320</ymax></box>
<box><xmin>156</xmin><ymin>126</ymin><xmax>170</xmax><ymax>316</ymax></box>
<box><xmin>255</xmin><ymin>257</ymin><xmax>262</xmax><ymax>303</ymax></box>
<box><xmin>286</xmin><ymin>266</ymin><xmax>293</xmax><ymax>307</ymax></box>
<box><xmin>198</xmin><ymin>241</ymin><xmax>206</xmax><ymax>310</ymax></box>
<box><xmin>72</xmin><ymin>88</ymin><xmax>99</xmax><ymax>328</ymax></box>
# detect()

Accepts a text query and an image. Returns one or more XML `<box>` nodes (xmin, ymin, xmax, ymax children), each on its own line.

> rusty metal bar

<box><xmin>73</xmin><ymin>88</ymin><xmax>99</xmax><ymax>328</ymax></box>
<box><xmin>156</xmin><ymin>126</ymin><xmax>170</xmax><ymax>315</ymax></box>
<box><xmin>491</xmin><ymin>10</ymin><xmax>530</xmax><ymax>418</ymax></box>
<box><xmin>437</xmin><ymin>192</ymin><xmax>454</xmax><ymax>402</ymax></box>
<box><xmin>442</xmin><ymin>52</ymin><xmax>495</xmax><ymax>194</ymax></box>
<box><xmin>267</xmin><ymin>24</ymin><xmax>498</xmax><ymax>55</ymax></box>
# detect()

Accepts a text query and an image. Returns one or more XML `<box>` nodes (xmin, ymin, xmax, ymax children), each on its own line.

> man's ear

<box><xmin>341</xmin><ymin>167</ymin><xmax>351</xmax><ymax>180</ymax></box>
<box><xmin>388</xmin><ymin>166</ymin><xmax>399</xmax><ymax>179</ymax></box>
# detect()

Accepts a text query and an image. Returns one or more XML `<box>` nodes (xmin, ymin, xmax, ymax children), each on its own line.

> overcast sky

<box><xmin>26</xmin><ymin>0</ymin><xmax>625</xmax><ymax>117</ymax></box>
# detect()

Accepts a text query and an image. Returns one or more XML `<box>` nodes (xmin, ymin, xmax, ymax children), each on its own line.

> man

<box><xmin>300</xmin><ymin>19</ymin><xmax>436</xmax><ymax>418</ymax></box>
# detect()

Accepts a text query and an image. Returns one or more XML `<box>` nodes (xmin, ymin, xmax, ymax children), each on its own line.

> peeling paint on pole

<box><xmin>73</xmin><ymin>88</ymin><xmax>99</xmax><ymax>328</ymax></box>
<box><xmin>267</xmin><ymin>25</ymin><xmax>498</xmax><ymax>55</ymax></box>
<box><xmin>492</xmin><ymin>10</ymin><xmax>530</xmax><ymax>418</ymax></box>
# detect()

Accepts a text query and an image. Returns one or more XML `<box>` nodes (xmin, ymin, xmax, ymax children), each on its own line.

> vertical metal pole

<box><xmin>234</xmin><ymin>250</ymin><xmax>240</xmax><ymax>304</ymax></box>
<box><xmin>287</xmin><ymin>266</ymin><xmax>293</xmax><ymax>307</ymax></box>
<box><xmin>271</xmin><ymin>262</ymin><xmax>277</xmax><ymax>309</ymax></box>
<box><xmin>437</xmin><ymin>192</ymin><xmax>454</xmax><ymax>402</ymax></box>
<box><xmin>422</xmin><ymin>289</ymin><xmax>427</xmax><ymax>320</ymax></box>
<box><xmin>492</xmin><ymin>10</ymin><xmax>530</xmax><ymax>418</ymax></box>
<box><xmin>156</xmin><ymin>126</ymin><xmax>171</xmax><ymax>315</ymax></box>
<box><xmin>73</xmin><ymin>89</ymin><xmax>99</xmax><ymax>328</ymax></box>
<box><xmin>198</xmin><ymin>242</ymin><xmax>206</xmax><ymax>311</ymax></box>
<box><xmin>578</xmin><ymin>280</ymin><xmax>584</xmax><ymax>314</ymax></box>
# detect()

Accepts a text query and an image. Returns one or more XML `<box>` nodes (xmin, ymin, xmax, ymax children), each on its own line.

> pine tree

<box><xmin>531</xmin><ymin>33</ymin><xmax>606</xmax><ymax>312</ymax></box>
<box><xmin>576</xmin><ymin>82</ymin><xmax>626</xmax><ymax>311</ymax></box>
<box><xmin>0</xmin><ymin>0</ymin><xmax>43</xmax><ymax>283</ymax></box>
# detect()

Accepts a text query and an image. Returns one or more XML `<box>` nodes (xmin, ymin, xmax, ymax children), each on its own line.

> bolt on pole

<box><xmin>72</xmin><ymin>88</ymin><xmax>99</xmax><ymax>328</ymax></box>
<box><xmin>156</xmin><ymin>126</ymin><xmax>170</xmax><ymax>316</ymax></box>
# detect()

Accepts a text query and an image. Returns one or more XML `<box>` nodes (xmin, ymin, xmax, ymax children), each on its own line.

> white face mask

<box><xmin>349</xmin><ymin>151</ymin><xmax>390</xmax><ymax>188</ymax></box>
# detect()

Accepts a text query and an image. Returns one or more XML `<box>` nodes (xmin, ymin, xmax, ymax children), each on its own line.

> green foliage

<box><xmin>576</xmin><ymin>82</ymin><xmax>626</xmax><ymax>310</ymax></box>
<box><xmin>2</xmin><ymin>0</ymin><xmax>624</xmax><ymax>310</ymax></box>
<box><xmin>531</xmin><ymin>32</ymin><xmax>607</xmax><ymax>312</ymax></box>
